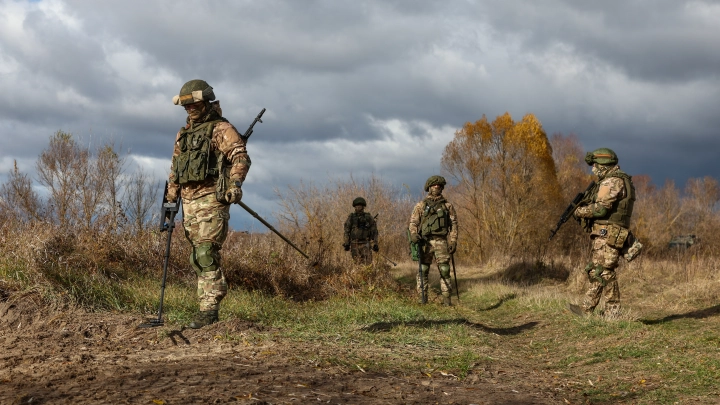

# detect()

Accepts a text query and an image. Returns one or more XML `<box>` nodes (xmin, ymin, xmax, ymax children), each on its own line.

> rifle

<box><xmin>231</xmin><ymin>110</ymin><xmax>314</xmax><ymax>262</ymax></box>
<box><xmin>549</xmin><ymin>181</ymin><xmax>596</xmax><ymax>240</ymax></box>
<box><xmin>235</xmin><ymin>196</ymin><xmax>311</xmax><ymax>260</ymax></box>
<box><xmin>240</xmin><ymin>108</ymin><xmax>266</xmax><ymax>143</ymax></box>
<box><xmin>139</xmin><ymin>182</ymin><xmax>181</xmax><ymax>328</ymax></box>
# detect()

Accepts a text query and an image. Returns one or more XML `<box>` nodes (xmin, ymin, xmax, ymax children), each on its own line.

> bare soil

<box><xmin>0</xmin><ymin>292</ymin><xmax>562</xmax><ymax>405</ymax></box>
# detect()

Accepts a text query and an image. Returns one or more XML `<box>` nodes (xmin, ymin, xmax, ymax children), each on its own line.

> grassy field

<box><xmin>2</xmin><ymin>240</ymin><xmax>720</xmax><ymax>404</ymax></box>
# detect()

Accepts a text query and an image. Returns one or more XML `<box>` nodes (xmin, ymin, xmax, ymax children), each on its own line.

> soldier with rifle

<box><xmin>164</xmin><ymin>79</ymin><xmax>259</xmax><ymax>329</ymax></box>
<box><xmin>552</xmin><ymin>148</ymin><xmax>643</xmax><ymax>318</ymax></box>
<box><xmin>343</xmin><ymin>197</ymin><xmax>378</xmax><ymax>265</ymax></box>
<box><xmin>408</xmin><ymin>175</ymin><xmax>458</xmax><ymax>306</ymax></box>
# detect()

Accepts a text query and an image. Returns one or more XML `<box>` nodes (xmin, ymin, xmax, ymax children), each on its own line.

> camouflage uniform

<box><xmin>166</xmin><ymin>80</ymin><xmax>250</xmax><ymax>326</ymax></box>
<box><xmin>408</xmin><ymin>176</ymin><xmax>458</xmax><ymax>304</ymax></box>
<box><xmin>573</xmin><ymin>149</ymin><xmax>642</xmax><ymax>318</ymax></box>
<box><xmin>343</xmin><ymin>197</ymin><xmax>378</xmax><ymax>265</ymax></box>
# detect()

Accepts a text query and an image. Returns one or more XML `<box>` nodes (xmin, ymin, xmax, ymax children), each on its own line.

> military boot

<box><xmin>442</xmin><ymin>296</ymin><xmax>452</xmax><ymax>306</ymax></box>
<box><xmin>188</xmin><ymin>310</ymin><xmax>218</xmax><ymax>329</ymax></box>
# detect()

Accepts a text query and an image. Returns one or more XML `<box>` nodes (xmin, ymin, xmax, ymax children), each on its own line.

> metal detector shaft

<box><xmin>364</xmin><ymin>241</ymin><xmax>397</xmax><ymax>266</ymax></box>
<box><xmin>140</xmin><ymin>186</ymin><xmax>180</xmax><ymax>328</ymax></box>
<box><xmin>154</xmin><ymin>221</ymin><xmax>173</xmax><ymax>322</ymax></box>
<box><xmin>237</xmin><ymin>201</ymin><xmax>310</xmax><ymax>259</ymax></box>
<box><xmin>379</xmin><ymin>252</ymin><xmax>397</xmax><ymax>266</ymax></box>
<box><xmin>450</xmin><ymin>253</ymin><xmax>460</xmax><ymax>301</ymax></box>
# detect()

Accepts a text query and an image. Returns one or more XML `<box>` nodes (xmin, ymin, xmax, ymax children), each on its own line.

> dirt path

<box><xmin>0</xmin><ymin>293</ymin><xmax>561</xmax><ymax>404</ymax></box>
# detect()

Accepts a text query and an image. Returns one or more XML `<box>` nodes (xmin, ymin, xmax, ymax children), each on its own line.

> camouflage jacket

<box><xmin>574</xmin><ymin>165</ymin><xmax>634</xmax><ymax>229</ymax></box>
<box><xmin>408</xmin><ymin>194</ymin><xmax>458</xmax><ymax>245</ymax></box>
<box><xmin>167</xmin><ymin>107</ymin><xmax>250</xmax><ymax>201</ymax></box>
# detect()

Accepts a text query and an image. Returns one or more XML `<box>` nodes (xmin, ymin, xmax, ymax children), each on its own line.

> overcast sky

<box><xmin>1</xmin><ymin>0</ymin><xmax>719</xmax><ymax>230</ymax></box>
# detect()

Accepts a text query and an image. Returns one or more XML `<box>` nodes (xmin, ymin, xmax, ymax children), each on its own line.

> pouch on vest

<box><xmin>605</xmin><ymin>223</ymin><xmax>629</xmax><ymax>249</ymax></box>
<box><xmin>171</xmin><ymin>121</ymin><xmax>220</xmax><ymax>185</ymax></box>
<box><xmin>420</xmin><ymin>200</ymin><xmax>449</xmax><ymax>236</ymax></box>
<box><xmin>350</xmin><ymin>213</ymin><xmax>372</xmax><ymax>241</ymax></box>
<box><xmin>407</xmin><ymin>229</ymin><xmax>420</xmax><ymax>261</ymax></box>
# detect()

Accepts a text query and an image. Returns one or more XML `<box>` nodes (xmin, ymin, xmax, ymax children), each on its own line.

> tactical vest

<box><xmin>171</xmin><ymin>119</ymin><xmax>227</xmax><ymax>184</ymax></box>
<box><xmin>349</xmin><ymin>212</ymin><xmax>374</xmax><ymax>241</ymax></box>
<box><xmin>593</xmin><ymin>170</ymin><xmax>635</xmax><ymax>228</ymax></box>
<box><xmin>420</xmin><ymin>198</ymin><xmax>450</xmax><ymax>237</ymax></box>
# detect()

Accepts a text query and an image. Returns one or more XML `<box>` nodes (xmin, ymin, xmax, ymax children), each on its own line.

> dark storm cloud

<box><xmin>1</xmin><ymin>0</ymin><xmax>719</xmax><ymax>229</ymax></box>
<box><xmin>479</xmin><ymin>0</ymin><xmax>720</xmax><ymax>83</ymax></box>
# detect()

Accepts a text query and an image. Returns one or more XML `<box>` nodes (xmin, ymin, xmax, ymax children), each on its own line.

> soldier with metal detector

<box><xmin>408</xmin><ymin>175</ymin><xmax>459</xmax><ymax>306</ymax></box>
<box><xmin>163</xmin><ymin>79</ymin><xmax>259</xmax><ymax>329</ymax></box>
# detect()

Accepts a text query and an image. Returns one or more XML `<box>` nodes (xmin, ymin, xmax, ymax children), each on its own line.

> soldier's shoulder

<box><xmin>213</xmin><ymin>120</ymin><xmax>237</xmax><ymax>131</ymax></box>
<box><xmin>601</xmin><ymin>176</ymin><xmax>624</xmax><ymax>187</ymax></box>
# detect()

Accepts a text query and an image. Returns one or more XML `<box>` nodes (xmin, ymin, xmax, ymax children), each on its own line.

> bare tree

<box><xmin>0</xmin><ymin>160</ymin><xmax>43</xmax><ymax>222</ymax></box>
<box><xmin>95</xmin><ymin>144</ymin><xmax>126</xmax><ymax>231</ymax></box>
<box><xmin>36</xmin><ymin>131</ymin><xmax>86</xmax><ymax>227</ymax></box>
<box><xmin>123</xmin><ymin>168</ymin><xmax>159</xmax><ymax>233</ymax></box>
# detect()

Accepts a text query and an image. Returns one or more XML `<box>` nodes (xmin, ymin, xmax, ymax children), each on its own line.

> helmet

<box><xmin>424</xmin><ymin>175</ymin><xmax>447</xmax><ymax>192</ymax></box>
<box><xmin>584</xmin><ymin>148</ymin><xmax>618</xmax><ymax>166</ymax></box>
<box><xmin>352</xmin><ymin>197</ymin><xmax>366</xmax><ymax>207</ymax></box>
<box><xmin>172</xmin><ymin>79</ymin><xmax>215</xmax><ymax>106</ymax></box>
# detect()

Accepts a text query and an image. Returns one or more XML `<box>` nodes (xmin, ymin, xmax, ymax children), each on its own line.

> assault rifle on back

<box><xmin>549</xmin><ymin>181</ymin><xmax>596</xmax><ymax>240</ymax></box>
<box><xmin>240</xmin><ymin>108</ymin><xmax>265</xmax><ymax>143</ymax></box>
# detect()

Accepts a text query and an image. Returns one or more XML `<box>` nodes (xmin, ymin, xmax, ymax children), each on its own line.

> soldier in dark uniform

<box><xmin>343</xmin><ymin>197</ymin><xmax>378</xmax><ymax>265</ymax></box>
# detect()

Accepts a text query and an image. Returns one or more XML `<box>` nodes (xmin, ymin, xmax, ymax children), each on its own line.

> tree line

<box><xmin>2</xmin><ymin>116</ymin><xmax>719</xmax><ymax>265</ymax></box>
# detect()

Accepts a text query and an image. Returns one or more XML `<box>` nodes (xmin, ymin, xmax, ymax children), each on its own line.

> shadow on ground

<box><xmin>360</xmin><ymin>318</ymin><xmax>538</xmax><ymax>335</ymax></box>
<box><xmin>640</xmin><ymin>304</ymin><xmax>720</xmax><ymax>325</ymax></box>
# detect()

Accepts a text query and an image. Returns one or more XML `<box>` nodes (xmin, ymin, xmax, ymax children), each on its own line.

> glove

<box><xmin>343</xmin><ymin>243</ymin><xmax>350</xmax><ymax>251</ymax></box>
<box><xmin>372</xmin><ymin>244</ymin><xmax>379</xmax><ymax>252</ymax></box>
<box><xmin>166</xmin><ymin>187</ymin><xmax>178</xmax><ymax>203</ymax></box>
<box><xmin>448</xmin><ymin>242</ymin><xmax>457</xmax><ymax>254</ymax></box>
<box><xmin>225</xmin><ymin>186</ymin><xmax>243</xmax><ymax>204</ymax></box>
<box><xmin>410</xmin><ymin>233</ymin><xmax>422</xmax><ymax>244</ymax></box>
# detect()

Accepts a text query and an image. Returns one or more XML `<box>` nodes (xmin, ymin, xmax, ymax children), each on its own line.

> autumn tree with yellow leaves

<box><xmin>441</xmin><ymin>112</ymin><xmax>562</xmax><ymax>261</ymax></box>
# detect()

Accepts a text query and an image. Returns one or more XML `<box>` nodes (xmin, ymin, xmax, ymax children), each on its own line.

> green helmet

<box><xmin>352</xmin><ymin>197</ymin><xmax>366</xmax><ymax>207</ymax></box>
<box><xmin>585</xmin><ymin>148</ymin><xmax>618</xmax><ymax>166</ymax></box>
<box><xmin>172</xmin><ymin>79</ymin><xmax>215</xmax><ymax>106</ymax></box>
<box><xmin>424</xmin><ymin>175</ymin><xmax>447</xmax><ymax>192</ymax></box>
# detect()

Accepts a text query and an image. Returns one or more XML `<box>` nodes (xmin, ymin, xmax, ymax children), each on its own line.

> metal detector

<box><xmin>139</xmin><ymin>183</ymin><xmax>180</xmax><ymax>328</ymax></box>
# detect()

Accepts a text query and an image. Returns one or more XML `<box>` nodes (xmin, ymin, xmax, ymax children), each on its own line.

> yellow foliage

<box><xmin>441</xmin><ymin>112</ymin><xmax>562</xmax><ymax>260</ymax></box>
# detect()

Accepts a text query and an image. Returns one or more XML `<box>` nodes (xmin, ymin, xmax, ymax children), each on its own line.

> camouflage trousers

<box><xmin>582</xmin><ymin>236</ymin><xmax>621</xmax><ymax>317</ymax></box>
<box><xmin>182</xmin><ymin>193</ymin><xmax>230</xmax><ymax>311</ymax></box>
<box><xmin>349</xmin><ymin>240</ymin><xmax>373</xmax><ymax>265</ymax></box>
<box><xmin>417</xmin><ymin>236</ymin><xmax>453</xmax><ymax>298</ymax></box>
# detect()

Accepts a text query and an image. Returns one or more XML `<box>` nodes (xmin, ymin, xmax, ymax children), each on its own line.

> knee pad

<box><xmin>192</xmin><ymin>242</ymin><xmax>220</xmax><ymax>274</ymax></box>
<box><xmin>420</xmin><ymin>264</ymin><xmax>430</xmax><ymax>275</ymax></box>
<box><xmin>438</xmin><ymin>263</ymin><xmax>451</xmax><ymax>279</ymax></box>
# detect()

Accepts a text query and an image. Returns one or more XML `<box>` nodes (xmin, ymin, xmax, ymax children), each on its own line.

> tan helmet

<box><xmin>172</xmin><ymin>79</ymin><xmax>215</xmax><ymax>106</ymax></box>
